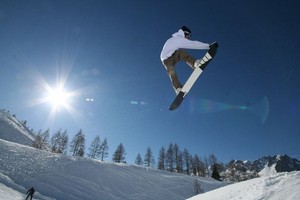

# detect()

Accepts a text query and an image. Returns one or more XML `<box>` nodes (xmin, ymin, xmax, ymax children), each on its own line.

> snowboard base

<box><xmin>169</xmin><ymin>42</ymin><xmax>219</xmax><ymax>111</ymax></box>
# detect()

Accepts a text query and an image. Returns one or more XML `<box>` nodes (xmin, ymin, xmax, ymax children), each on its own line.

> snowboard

<box><xmin>169</xmin><ymin>42</ymin><xmax>219</xmax><ymax>111</ymax></box>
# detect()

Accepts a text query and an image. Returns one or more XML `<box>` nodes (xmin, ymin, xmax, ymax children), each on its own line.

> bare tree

<box><xmin>183</xmin><ymin>148</ymin><xmax>191</xmax><ymax>175</ymax></box>
<box><xmin>157</xmin><ymin>146</ymin><xmax>166</xmax><ymax>170</ymax></box>
<box><xmin>174</xmin><ymin>144</ymin><xmax>183</xmax><ymax>173</ymax></box>
<box><xmin>88</xmin><ymin>136</ymin><xmax>101</xmax><ymax>159</ymax></box>
<box><xmin>99</xmin><ymin>138</ymin><xmax>109</xmax><ymax>161</ymax></box>
<box><xmin>208</xmin><ymin>153</ymin><xmax>218</xmax><ymax>176</ymax></box>
<box><xmin>192</xmin><ymin>154</ymin><xmax>205</xmax><ymax>176</ymax></box>
<box><xmin>51</xmin><ymin>129</ymin><xmax>68</xmax><ymax>154</ymax></box>
<box><xmin>70</xmin><ymin>129</ymin><xmax>85</xmax><ymax>157</ymax></box>
<box><xmin>166</xmin><ymin>143</ymin><xmax>174</xmax><ymax>172</ymax></box>
<box><xmin>209</xmin><ymin>153</ymin><xmax>218</xmax><ymax>166</ymax></box>
<box><xmin>192</xmin><ymin>154</ymin><xmax>199</xmax><ymax>176</ymax></box>
<box><xmin>203</xmin><ymin>155</ymin><xmax>210</xmax><ymax>177</ymax></box>
<box><xmin>32</xmin><ymin>129</ymin><xmax>50</xmax><ymax>150</ymax></box>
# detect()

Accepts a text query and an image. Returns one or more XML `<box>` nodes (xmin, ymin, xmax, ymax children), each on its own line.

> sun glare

<box><xmin>27</xmin><ymin>66</ymin><xmax>89</xmax><ymax>130</ymax></box>
<box><xmin>47</xmin><ymin>87</ymin><xmax>69</xmax><ymax>109</ymax></box>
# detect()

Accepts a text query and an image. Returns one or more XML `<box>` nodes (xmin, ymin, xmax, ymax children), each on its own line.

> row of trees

<box><xmin>32</xmin><ymin>130</ymin><xmax>221</xmax><ymax>180</ymax></box>
<box><xmin>134</xmin><ymin>143</ymin><xmax>221</xmax><ymax>179</ymax></box>
<box><xmin>32</xmin><ymin>129</ymin><xmax>109</xmax><ymax>161</ymax></box>
<box><xmin>32</xmin><ymin>128</ymin><xmax>128</xmax><ymax>164</ymax></box>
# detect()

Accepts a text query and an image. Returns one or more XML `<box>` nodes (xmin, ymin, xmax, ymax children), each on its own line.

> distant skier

<box><xmin>26</xmin><ymin>187</ymin><xmax>35</xmax><ymax>200</ymax></box>
<box><xmin>160</xmin><ymin>26</ymin><xmax>211</xmax><ymax>94</ymax></box>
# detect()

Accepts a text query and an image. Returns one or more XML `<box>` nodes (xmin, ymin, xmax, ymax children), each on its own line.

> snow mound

<box><xmin>187</xmin><ymin>171</ymin><xmax>300</xmax><ymax>200</ymax></box>
<box><xmin>259</xmin><ymin>163</ymin><xmax>277</xmax><ymax>177</ymax></box>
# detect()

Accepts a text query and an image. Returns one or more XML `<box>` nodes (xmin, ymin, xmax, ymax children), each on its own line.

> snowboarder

<box><xmin>25</xmin><ymin>187</ymin><xmax>35</xmax><ymax>200</ymax></box>
<box><xmin>160</xmin><ymin>26</ymin><xmax>211</xmax><ymax>94</ymax></box>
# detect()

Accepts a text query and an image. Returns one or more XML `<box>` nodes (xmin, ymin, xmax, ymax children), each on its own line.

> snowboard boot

<box><xmin>194</xmin><ymin>59</ymin><xmax>202</xmax><ymax>68</ymax></box>
<box><xmin>175</xmin><ymin>87</ymin><xmax>182</xmax><ymax>95</ymax></box>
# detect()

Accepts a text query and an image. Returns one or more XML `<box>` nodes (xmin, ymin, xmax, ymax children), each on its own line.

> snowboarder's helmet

<box><xmin>181</xmin><ymin>26</ymin><xmax>191</xmax><ymax>36</ymax></box>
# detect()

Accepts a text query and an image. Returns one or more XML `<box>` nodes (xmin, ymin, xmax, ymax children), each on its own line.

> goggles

<box><xmin>184</xmin><ymin>31</ymin><xmax>192</xmax><ymax>38</ymax></box>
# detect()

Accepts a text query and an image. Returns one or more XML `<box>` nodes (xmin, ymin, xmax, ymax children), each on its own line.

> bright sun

<box><xmin>27</xmin><ymin>66</ymin><xmax>84</xmax><ymax>128</ymax></box>
<box><xmin>47</xmin><ymin>87</ymin><xmax>69</xmax><ymax>108</ymax></box>
<box><xmin>43</xmin><ymin>85</ymin><xmax>74</xmax><ymax>112</ymax></box>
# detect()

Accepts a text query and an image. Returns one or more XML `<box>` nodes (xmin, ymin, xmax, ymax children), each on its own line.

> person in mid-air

<box><xmin>160</xmin><ymin>26</ymin><xmax>211</xmax><ymax>94</ymax></box>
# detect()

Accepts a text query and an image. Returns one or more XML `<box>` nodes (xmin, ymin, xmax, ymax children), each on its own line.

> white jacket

<box><xmin>160</xmin><ymin>29</ymin><xmax>210</xmax><ymax>61</ymax></box>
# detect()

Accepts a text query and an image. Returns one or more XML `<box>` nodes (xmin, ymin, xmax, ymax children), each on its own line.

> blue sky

<box><xmin>0</xmin><ymin>0</ymin><xmax>299</xmax><ymax>164</ymax></box>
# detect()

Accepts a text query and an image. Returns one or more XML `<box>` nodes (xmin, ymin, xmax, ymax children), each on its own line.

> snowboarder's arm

<box><xmin>180</xmin><ymin>38</ymin><xmax>210</xmax><ymax>50</ymax></box>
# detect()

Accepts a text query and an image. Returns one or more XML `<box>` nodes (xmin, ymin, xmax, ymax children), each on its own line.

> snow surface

<box><xmin>1</xmin><ymin>139</ymin><xmax>300</xmax><ymax>200</ymax></box>
<box><xmin>187</xmin><ymin>171</ymin><xmax>300</xmax><ymax>200</ymax></box>
<box><xmin>1</xmin><ymin>110</ymin><xmax>300</xmax><ymax>200</ymax></box>
<box><xmin>0</xmin><ymin>139</ymin><xmax>227</xmax><ymax>200</ymax></box>
<box><xmin>0</xmin><ymin>110</ymin><xmax>34</xmax><ymax>145</ymax></box>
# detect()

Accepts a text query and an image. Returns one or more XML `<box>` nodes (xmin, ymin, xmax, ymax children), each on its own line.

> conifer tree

<box><xmin>211</xmin><ymin>164</ymin><xmax>221</xmax><ymax>181</ymax></box>
<box><xmin>112</xmin><ymin>143</ymin><xmax>126</xmax><ymax>163</ymax></box>
<box><xmin>135</xmin><ymin>153</ymin><xmax>143</xmax><ymax>165</ymax></box>
<box><xmin>144</xmin><ymin>147</ymin><xmax>153</xmax><ymax>167</ymax></box>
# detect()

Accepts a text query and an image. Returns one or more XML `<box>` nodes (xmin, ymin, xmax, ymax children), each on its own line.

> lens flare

<box><xmin>248</xmin><ymin>96</ymin><xmax>269</xmax><ymax>123</ymax></box>
<box><xmin>190</xmin><ymin>99</ymin><xmax>234</xmax><ymax>113</ymax></box>
<box><xmin>189</xmin><ymin>96</ymin><xmax>269</xmax><ymax>123</ymax></box>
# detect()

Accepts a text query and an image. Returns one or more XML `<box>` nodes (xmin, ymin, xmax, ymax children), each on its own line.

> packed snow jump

<box><xmin>160</xmin><ymin>26</ymin><xmax>219</xmax><ymax>111</ymax></box>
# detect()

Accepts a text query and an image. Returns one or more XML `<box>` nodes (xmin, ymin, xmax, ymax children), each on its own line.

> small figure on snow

<box><xmin>26</xmin><ymin>187</ymin><xmax>35</xmax><ymax>200</ymax></box>
<box><xmin>160</xmin><ymin>26</ymin><xmax>211</xmax><ymax>94</ymax></box>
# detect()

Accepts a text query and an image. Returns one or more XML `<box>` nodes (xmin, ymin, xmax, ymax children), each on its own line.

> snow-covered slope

<box><xmin>1</xmin><ymin>139</ymin><xmax>299</xmax><ymax>200</ymax></box>
<box><xmin>0</xmin><ymin>139</ymin><xmax>227</xmax><ymax>200</ymax></box>
<box><xmin>0</xmin><ymin>109</ymin><xmax>34</xmax><ymax>145</ymax></box>
<box><xmin>1</xmin><ymin>110</ymin><xmax>299</xmax><ymax>200</ymax></box>
<box><xmin>187</xmin><ymin>171</ymin><xmax>300</xmax><ymax>200</ymax></box>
